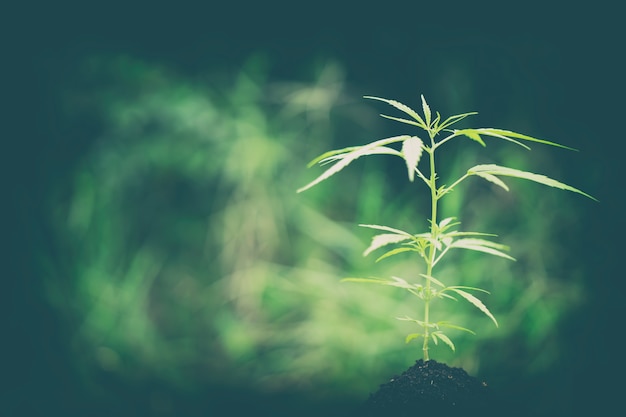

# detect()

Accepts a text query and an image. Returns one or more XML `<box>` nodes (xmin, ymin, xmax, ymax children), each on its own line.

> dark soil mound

<box><xmin>359</xmin><ymin>359</ymin><xmax>489</xmax><ymax>416</ymax></box>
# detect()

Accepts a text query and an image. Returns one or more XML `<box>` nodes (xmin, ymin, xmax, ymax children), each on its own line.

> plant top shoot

<box><xmin>298</xmin><ymin>94</ymin><xmax>595</xmax><ymax>361</ymax></box>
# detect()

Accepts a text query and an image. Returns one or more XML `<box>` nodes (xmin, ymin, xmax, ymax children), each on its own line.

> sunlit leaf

<box><xmin>359</xmin><ymin>224</ymin><xmax>414</xmax><ymax>236</ymax></box>
<box><xmin>378</xmin><ymin>114</ymin><xmax>424</xmax><ymax>128</ymax></box>
<box><xmin>432</xmin><ymin>111</ymin><xmax>441</xmax><ymax>129</ymax></box>
<box><xmin>298</xmin><ymin>135</ymin><xmax>409</xmax><ymax>193</ymax></box>
<box><xmin>397</xmin><ymin>316</ymin><xmax>422</xmax><ymax>324</ymax></box>
<box><xmin>364</xmin><ymin>96</ymin><xmax>427</xmax><ymax>128</ymax></box>
<box><xmin>468</xmin><ymin>164</ymin><xmax>597</xmax><ymax>200</ymax></box>
<box><xmin>341</xmin><ymin>277</ymin><xmax>394</xmax><ymax>285</ymax></box>
<box><xmin>450</xmin><ymin>238</ymin><xmax>515</xmax><ymax>261</ymax></box>
<box><xmin>317</xmin><ymin>146</ymin><xmax>401</xmax><ymax>166</ymax></box>
<box><xmin>473</xmin><ymin>172</ymin><xmax>509</xmax><ymax>191</ymax></box>
<box><xmin>447</xmin><ymin>288</ymin><xmax>498</xmax><ymax>327</ymax></box>
<box><xmin>443</xmin><ymin>231</ymin><xmax>496</xmax><ymax>239</ymax></box>
<box><xmin>405</xmin><ymin>333</ymin><xmax>422</xmax><ymax>344</ymax></box>
<box><xmin>433</xmin><ymin>331</ymin><xmax>455</xmax><ymax>351</ymax></box>
<box><xmin>438</xmin><ymin>112</ymin><xmax>478</xmax><ymax>131</ymax></box>
<box><xmin>437</xmin><ymin>292</ymin><xmax>457</xmax><ymax>301</ymax></box>
<box><xmin>401</xmin><ymin>136</ymin><xmax>424</xmax><ymax>182</ymax></box>
<box><xmin>449</xmin><ymin>285</ymin><xmax>491</xmax><ymax>294</ymax></box>
<box><xmin>455</xmin><ymin>128</ymin><xmax>528</xmax><ymax>149</ymax></box>
<box><xmin>363</xmin><ymin>233</ymin><xmax>412</xmax><ymax>257</ymax></box>
<box><xmin>421</xmin><ymin>95</ymin><xmax>431</xmax><ymax>126</ymax></box>
<box><xmin>397</xmin><ymin>317</ymin><xmax>438</xmax><ymax>329</ymax></box>
<box><xmin>457</xmin><ymin>129</ymin><xmax>486</xmax><ymax>147</ymax></box>
<box><xmin>341</xmin><ymin>276</ymin><xmax>419</xmax><ymax>291</ymax></box>
<box><xmin>306</xmin><ymin>146</ymin><xmax>359</xmax><ymax>167</ymax></box>
<box><xmin>375</xmin><ymin>246</ymin><xmax>415</xmax><ymax>262</ymax></box>
<box><xmin>438</xmin><ymin>217</ymin><xmax>459</xmax><ymax>232</ymax></box>
<box><xmin>438</xmin><ymin>217</ymin><xmax>455</xmax><ymax>229</ymax></box>
<box><xmin>437</xmin><ymin>322</ymin><xmax>476</xmax><ymax>335</ymax></box>
<box><xmin>478</xmin><ymin>128</ymin><xmax>577</xmax><ymax>150</ymax></box>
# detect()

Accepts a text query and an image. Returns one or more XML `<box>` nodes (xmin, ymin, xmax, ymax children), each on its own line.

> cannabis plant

<box><xmin>298</xmin><ymin>95</ymin><xmax>594</xmax><ymax>360</ymax></box>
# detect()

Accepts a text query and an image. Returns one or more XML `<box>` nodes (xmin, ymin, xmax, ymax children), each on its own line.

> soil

<box><xmin>354</xmin><ymin>359</ymin><xmax>490</xmax><ymax>417</ymax></box>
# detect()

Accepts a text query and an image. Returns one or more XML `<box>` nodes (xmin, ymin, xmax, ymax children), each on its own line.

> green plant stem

<box><xmin>422</xmin><ymin>134</ymin><xmax>439</xmax><ymax>361</ymax></box>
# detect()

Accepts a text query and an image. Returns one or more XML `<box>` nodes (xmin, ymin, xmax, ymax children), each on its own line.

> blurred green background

<box><xmin>5</xmin><ymin>2</ymin><xmax>623</xmax><ymax>417</ymax></box>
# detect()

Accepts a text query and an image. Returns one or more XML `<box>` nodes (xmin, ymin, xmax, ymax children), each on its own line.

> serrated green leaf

<box><xmin>359</xmin><ymin>224</ymin><xmax>414</xmax><ymax>236</ymax></box>
<box><xmin>401</xmin><ymin>136</ymin><xmax>423</xmax><ymax>182</ymax></box>
<box><xmin>474</xmin><ymin>172</ymin><xmax>509</xmax><ymax>191</ymax></box>
<box><xmin>457</xmin><ymin>129</ymin><xmax>486</xmax><ymax>147</ymax></box>
<box><xmin>437</xmin><ymin>292</ymin><xmax>457</xmax><ymax>301</ymax></box>
<box><xmin>363</xmin><ymin>233</ymin><xmax>412</xmax><ymax>257</ymax></box>
<box><xmin>364</xmin><ymin>96</ymin><xmax>428</xmax><ymax>128</ymax></box>
<box><xmin>456</xmin><ymin>128</ymin><xmax>529</xmax><ymax>149</ymax></box>
<box><xmin>340</xmin><ymin>277</ymin><xmax>391</xmax><ymax>285</ymax></box>
<box><xmin>437</xmin><ymin>322</ymin><xmax>476</xmax><ymax>335</ymax></box>
<box><xmin>297</xmin><ymin>135</ymin><xmax>410</xmax><ymax>193</ymax></box>
<box><xmin>438</xmin><ymin>217</ymin><xmax>457</xmax><ymax>231</ymax></box>
<box><xmin>375</xmin><ymin>246</ymin><xmax>415</xmax><ymax>262</ymax></box>
<box><xmin>306</xmin><ymin>146</ymin><xmax>359</xmax><ymax>168</ymax></box>
<box><xmin>432</xmin><ymin>111</ymin><xmax>441</xmax><ymax>129</ymax></box>
<box><xmin>317</xmin><ymin>146</ymin><xmax>401</xmax><ymax>166</ymax></box>
<box><xmin>450</xmin><ymin>238</ymin><xmax>516</xmax><ymax>261</ymax></box>
<box><xmin>340</xmin><ymin>277</ymin><xmax>389</xmax><ymax>284</ymax></box>
<box><xmin>341</xmin><ymin>276</ymin><xmax>420</xmax><ymax>291</ymax></box>
<box><xmin>468</xmin><ymin>164</ymin><xmax>597</xmax><ymax>200</ymax></box>
<box><xmin>451</xmin><ymin>237</ymin><xmax>509</xmax><ymax>249</ymax></box>
<box><xmin>448</xmin><ymin>285</ymin><xmax>491</xmax><ymax>294</ymax></box>
<box><xmin>405</xmin><ymin>333</ymin><xmax>422</xmax><ymax>344</ymax></box>
<box><xmin>443</xmin><ymin>231</ymin><xmax>496</xmax><ymax>238</ymax></box>
<box><xmin>433</xmin><ymin>331</ymin><xmax>456</xmax><ymax>351</ymax></box>
<box><xmin>421</xmin><ymin>95</ymin><xmax>431</xmax><ymax>126</ymax></box>
<box><xmin>396</xmin><ymin>316</ymin><xmax>428</xmax><ymax>326</ymax></box>
<box><xmin>447</xmin><ymin>288</ymin><xmax>498</xmax><ymax>327</ymax></box>
<box><xmin>378</xmin><ymin>114</ymin><xmax>424</xmax><ymax>128</ymax></box>
<box><xmin>478</xmin><ymin>128</ymin><xmax>577</xmax><ymax>150</ymax></box>
<box><xmin>438</xmin><ymin>112</ymin><xmax>478</xmax><ymax>131</ymax></box>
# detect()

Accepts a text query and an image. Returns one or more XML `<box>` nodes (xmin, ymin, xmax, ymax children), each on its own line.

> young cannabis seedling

<box><xmin>297</xmin><ymin>95</ymin><xmax>595</xmax><ymax>361</ymax></box>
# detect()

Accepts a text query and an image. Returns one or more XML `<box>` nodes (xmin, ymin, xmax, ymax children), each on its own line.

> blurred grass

<box><xmin>43</xmin><ymin>54</ymin><xmax>586</xmax><ymax>401</ymax></box>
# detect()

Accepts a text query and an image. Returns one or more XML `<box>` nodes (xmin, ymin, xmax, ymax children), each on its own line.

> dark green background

<box><xmin>5</xmin><ymin>1</ymin><xmax>624</xmax><ymax>416</ymax></box>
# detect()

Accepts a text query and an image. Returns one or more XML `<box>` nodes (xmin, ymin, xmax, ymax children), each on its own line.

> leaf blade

<box><xmin>364</xmin><ymin>96</ymin><xmax>427</xmax><ymax>128</ymax></box>
<box><xmin>479</xmin><ymin>128</ymin><xmax>577</xmax><ymax>150</ymax></box>
<box><xmin>359</xmin><ymin>224</ymin><xmax>414</xmax><ymax>236</ymax></box>
<box><xmin>297</xmin><ymin>135</ymin><xmax>409</xmax><ymax>193</ymax></box>
<box><xmin>401</xmin><ymin>136</ymin><xmax>424</xmax><ymax>182</ymax></box>
<box><xmin>432</xmin><ymin>331</ymin><xmax>455</xmax><ymax>351</ymax></box>
<box><xmin>421</xmin><ymin>95</ymin><xmax>431</xmax><ymax>127</ymax></box>
<box><xmin>341</xmin><ymin>276</ymin><xmax>420</xmax><ymax>291</ymax></box>
<box><xmin>438</xmin><ymin>112</ymin><xmax>478</xmax><ymax>131</ymax></box>
<box><xmin>375</xmin><ymin>246</ymin><xmax>415</xmax><ymax>262</ymax></box>
<box><xmin>473</xmin><ymin>171</ymin><xmax>510</xmax><ymax>191</ymax></box>
<box><xmin>363</xmin><ymin>233</ymin><xmax>412</xmax><ymax>257</ymax></box>
<box><xmin>468</xmin><ymin>164</ymin><xmax>597</xmax><ymax>200</ymax></box>
<box><xmin>457</xmin><ymin>129</ymin><xmax>486</xmax><ymax>147</ymax></box>
<box><xmin>437</xmin><ymin>322</ymin><xmax>477</xmax><ymax>335</ymax></box>
<box><xmin>447</xmin><ymin>288</ymin><xmax>498</xmax><ymax>327</ymax></box>
<box><xmin>450</xmin><ymin>237</ymin><xmax>516</xmax><ymax>261</ymax></box>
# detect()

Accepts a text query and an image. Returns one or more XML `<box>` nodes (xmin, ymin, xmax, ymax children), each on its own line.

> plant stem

<box><xmin>422</xmin><ymin>134</ymin><xmax>439</xmax><ymax>361</ymax></box>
